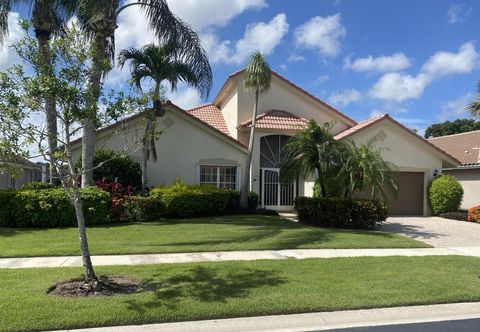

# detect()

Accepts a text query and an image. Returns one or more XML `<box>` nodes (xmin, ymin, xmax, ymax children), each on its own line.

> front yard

<box><xmin>1</xmin><ymin>256</ymin><xmax>480</xmax><ymax>332</ymax></box>
<box><xmin>0</xmin><ymin>215</ymin><xmax>428</xmax><ymax>257</ymax></box>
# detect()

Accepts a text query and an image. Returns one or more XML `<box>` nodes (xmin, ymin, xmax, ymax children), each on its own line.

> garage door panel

<box><xmin>388</xmin><ymin>172</ymin><xmax>424</xmax><ymax>216</ymax></box>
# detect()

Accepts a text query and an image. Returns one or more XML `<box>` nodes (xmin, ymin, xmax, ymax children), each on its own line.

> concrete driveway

<box><xmin>380</xmin><ymin>217</ymin><xmax>480</xmax><ymax>248</ymax></box>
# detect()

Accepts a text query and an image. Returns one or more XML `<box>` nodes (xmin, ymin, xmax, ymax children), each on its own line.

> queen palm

<box><xmin>76</xmin><ymin>0</ymin><xmax>210</xmax><ymax>187</ymax></box>
<box><xmin>1</xmin><ymin>0</ymin><xmax>76</xmax><ymax>183</ymax></box>
<box><xmin>467</xmin><ymin>81</ymin><xmax>480</xmax><ymax>118</ymax></box>
<box><xmin>118</xmin><ymin>42</ymin><xmax>212</xmax><ymax>193</ymax></box>
<box><xmin>240</xmin><ymin>52</ymin><xmax>272</xmax><ymax>209</ymax></box>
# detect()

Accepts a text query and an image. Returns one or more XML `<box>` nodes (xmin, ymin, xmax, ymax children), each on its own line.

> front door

<box><xmin>261</xmin><ymin>168</ymin><xmax>295</xmax><ymax>210</ymax></box>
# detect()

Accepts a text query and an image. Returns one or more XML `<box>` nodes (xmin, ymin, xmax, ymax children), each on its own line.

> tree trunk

<box><xmin>71</xmin><ymin>186</ymin><xmax>97</xmax><ymax>282</ymax></box>
<box><xmin>141</xmin><ymin>146</ymin><xmax>148</xmax><ymax>194</ymax></box>
<box><xmin>82</xmin><ymin>35</ymin><xmax>107</xmax><ymax>188</ymax></box>
<box><xmin>240</xmin><ymin>90</ymin><xmax>259</xmax><ymax>209</ymax></box>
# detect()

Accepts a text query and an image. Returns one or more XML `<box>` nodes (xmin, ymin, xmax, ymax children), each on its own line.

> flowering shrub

<box><xmin>467</xmin><ymin>205</ymin><xmax>480</xmax><ymax>223</ymax></box>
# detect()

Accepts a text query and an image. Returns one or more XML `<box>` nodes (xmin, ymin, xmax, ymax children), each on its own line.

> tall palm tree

<box><xmin>0</xmin><ymin>0</ymin><xmax>76</xmax><ymax>184</ymax></box>
<box><xmin>76</xmin><ymin>0</ymin><xmax>209</xmax><ymax>188</ymax></box>
<box><xmin>340</xmin><ymin>139</ymin><xmax>398</xmax><ymax>201</ymax></box>
<box><xmin>467</xmin><ymin>81</ymin><xmax>480</xmax><ymax>117</ymax></box>
<box><xmin>280</xmin><ymin>120</ymin><xmax>343</xmax><ymax>198</ymax></box>
<box><xmin>118</xmin><ymin>42</ymin><xmax>212</xmax><ymax>193</ymax></box>
<box><xmin>240</xmin><ymin>52</ymin><xmax>272</xmax><ymax>209</ymax></box>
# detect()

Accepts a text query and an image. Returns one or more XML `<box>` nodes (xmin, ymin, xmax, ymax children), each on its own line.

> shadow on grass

<box><xmin>125</xmin><ymin>266</ymin><xmax>287</xmax><ymax>313</ymax></box>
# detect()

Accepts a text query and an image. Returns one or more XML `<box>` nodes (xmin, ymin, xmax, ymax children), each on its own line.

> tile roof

<box><xmin>429</xmin><ymin>130</ymin><xmax>480</xmax><ymax>166</ymax></box>
<box><xmin>333</xmin><ymin>114</ymin><xmax>387</xmax><ymax>140</ymax></box>
<box><xmin>187</xmin><ymin>104</ymin><xmax>230</xmax><ymax>136</ymax></box>
<box><xmin>237</xmin><ymin>110</ymin><xmax>309</xmax><ymax>130</ymax></box>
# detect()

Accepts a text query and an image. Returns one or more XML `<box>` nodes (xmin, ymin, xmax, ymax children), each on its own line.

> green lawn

<box><xmin>1</xmin><ymin>256</ymin><xmax>480</xmax><ymax>332</ymax></box>
<box><xmin>0</xmin><ymin>215</ymin><xmax>428</xmax><ymax>257</ymax></box>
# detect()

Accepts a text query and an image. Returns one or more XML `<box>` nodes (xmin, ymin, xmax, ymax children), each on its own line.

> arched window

<box><xmin>260</xmin><ymin>135</ymin><xmax>290</xmax><ymax>168</ymax></box>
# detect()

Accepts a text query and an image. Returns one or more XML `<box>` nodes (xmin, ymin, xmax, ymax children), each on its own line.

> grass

<box><xmin>0</xmin><ymin>215</ymin><xmax>428</xmax><ymax>257</ymax></box>
<box><xmin>1</xmin><ymin>256</ymin><xmax>480</xmax><ymax>332</ymax></box>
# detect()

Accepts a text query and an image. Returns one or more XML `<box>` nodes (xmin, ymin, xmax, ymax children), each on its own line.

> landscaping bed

<box><xmin>1</xmin><ymin>256</ymin><xmax>480</xmax><ymax>332</ymax></box>
<box><xmin>0</xmin><ymin>215</ymin><xmax>428</xmax><ymax>258</ymax></box>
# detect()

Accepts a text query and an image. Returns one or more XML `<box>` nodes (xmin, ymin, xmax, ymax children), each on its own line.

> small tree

<box><xmin>0</xmin><ymin>22</ymin><xmax>143</xmax><ymax>287</ymax></box>
<box><xmin>240</xmin><ymin>52</ymin><xmax>272</xmax><ymax>209</ymax></box>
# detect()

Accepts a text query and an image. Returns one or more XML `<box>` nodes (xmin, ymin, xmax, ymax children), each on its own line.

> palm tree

<box><xmin>75</xmin><ymin>0</ymin><xmax>210</xmax><ymax>188</ymax></box>
<box><xmin>340</xmin><ymin>139</ymin><xmax>398</xmax><ymax>201</ymax></box>
<box><xmin>0</xmin><ymin>0</ymin><xmax>76</xmax><ymax>184</ymax></box>
<box><xmin>118</xmin><ymin>42</ymin><xmax>212</xmax><ymax>193</ymax></box>
<box><xmin>280</xmin><ymin>120</ymin><xmax>343</xmax><ymax>198</ymax></box>
<box><xmin>239</xmin><ymin>52</ymin><xmax>272</xmax><ymax>209</ymax></box>
<box><xmin>467</xmin><ymin>81</ymin><xmax>480</xmax><ymax>117</ymax></box>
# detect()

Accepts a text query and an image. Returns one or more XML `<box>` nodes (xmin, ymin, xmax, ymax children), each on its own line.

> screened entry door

<box><xmin>261</xmin><ymin>168</ymin><xmax>295</xmax><ymax>210</ymax></box>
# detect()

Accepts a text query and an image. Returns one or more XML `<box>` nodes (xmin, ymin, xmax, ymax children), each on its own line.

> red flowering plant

<box><xmin>95</xmin><ymin>177</ymin><xmax>135</xmax><ymax>222</ymax></box>
<box><xmin>467</xmin><ymin>205</ymin><xmax>480</xmax><ymax>223</ymax></box>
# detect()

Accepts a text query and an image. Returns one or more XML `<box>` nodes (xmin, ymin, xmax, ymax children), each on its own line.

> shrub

<box><xmin>428</xmin><ymin>175</ymin><xmax>463</xmax><ymax>215</ymax></box>
<box><xmin>0</xmin><ymin>189</ymin><xmax>16</xmax><ymax>227</ymax></box>
<box><xmin>468</xmin><ymin>206</ymin><xmax>480</xmax><ymax>223</ymax></box>
<box><xmin>76</xmin><ymin>149</ymin><xmax>142</xmax><ymax>191</ymax></box>
<box><xmin>225</xmin><ymin>190</ymin><xmax>260</xmax><ymax>213</ymax></box>
<box><xmin>112</xmin><ymin>196</ymin><xmax>164</xmax><ymax>223</ymax></box>
<box><xmin>21</xmin><ymin>182</ymin><xmax>56</xmax><ymax>190</ymax></box>
<box><xmin>294</xmin><ymin>196</ymin><xmax>388</xmax><ymax>229</ymax></box>
<box><xmin>439</xmin><ymin>211</ymin><xmax>468</xmax><ymax>222</ymax></box>
<box><xmin>10</xmin><ymin>187</ymin><xmax>110</xmax><ymax>228</ymax></box>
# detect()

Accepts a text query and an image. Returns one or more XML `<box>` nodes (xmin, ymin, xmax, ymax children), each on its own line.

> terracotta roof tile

<box><xmin>187</xmin><ymin>104</ymin><xmax>230</xmax><ymax>136</ymax></box>
<box><xmin>238</xmin><ymin>110</ymin><xmax>309</xmax><ymax>130</ymax></box>
<box><xmin>333</xmin><ymin>114</ymin><xmax>387</xmax><ymax>140</ymax></box>
<box><xmin>429</xmin><ymin>130</ymin><xmax>480</xmax><ymax>166</ymax></box>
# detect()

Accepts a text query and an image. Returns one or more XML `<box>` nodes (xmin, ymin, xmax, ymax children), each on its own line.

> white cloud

<box><xmin>447</xmin><ymin>3</ymin><xmax>473</xmax><ymax>24</ymax></box>
<box><xmin>329</xmin><ymin>89</ymin><xmax>361</xmax><ymax>107</ymax></box>
<box><xmin>369</xmin><ymin>42</ymin><xmax>479</xmax><ymax>102</ymax></box>
<box><xmin>202</xmin><ymin>13</ymin><xmax>289</xmax><ymax>65</ymax></box>
<box><xmin>314</xmin><ymin>75</ymin><xmax>330</xmax><ymax>85</ymax></box>
<box><xmin>438</xmin><ymin>92</ymin><xmax>475</xmax><ymax>121</ymax></box>
<box><xmin>294</xmin><ymin>14</ymin><xmax>346</xmax><ymax>57</ymax></box>
<box><xmin>0</xmin><ymin>12</ymin><xmax>22</xmax><ymax>70</ymax></box>
<box><xmin>167</xmin><ymin>86</ymin><xmax>202</xmax><ymax>109</ymax></box>
<box><xmin>166</xmin><ymin>0</ymin><xmax>267</xmax><ymax>31</ymax></box>
<box><xmin>287</xmin><ymin>54</ymin><xmax>306</xmax><ymax>62</ymax></box>
<box><xmin>344</xmin><ymin>53</ymin><xmax>411</xmax><ymax>73</ymax></box>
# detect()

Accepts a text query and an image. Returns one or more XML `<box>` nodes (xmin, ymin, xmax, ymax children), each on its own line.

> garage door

<box><xmin>388</xmin><ymin>172</ymin><xmax>424</xmax><ymax>216</ymax></box>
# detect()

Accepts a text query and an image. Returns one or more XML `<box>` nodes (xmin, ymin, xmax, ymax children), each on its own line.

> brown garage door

<box><xmin>388</xmin><ymin>172</ymin><xmax>424</xmax><ymax>216</ymax></box>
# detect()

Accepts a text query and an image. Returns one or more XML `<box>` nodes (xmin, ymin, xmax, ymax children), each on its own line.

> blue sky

<box><xmin>3</xmin><ymin>0</ymin><xmax>480</xmax><ymax>135</ymax></box>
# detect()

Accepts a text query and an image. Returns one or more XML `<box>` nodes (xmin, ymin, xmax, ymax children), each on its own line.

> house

<box><xmin>429</xmin><ymin>130</ymin><xmax>480</xmax><ymax>209</ymax></box>
<box><xmin>70</xmin><ymin>69</ymin><xmax>460</xmax><ymax>215</ymax></box>
<box><xmin>0</xmin><ymin>157</ymin><xmax>42</xmax><ymax>189</ymax></box>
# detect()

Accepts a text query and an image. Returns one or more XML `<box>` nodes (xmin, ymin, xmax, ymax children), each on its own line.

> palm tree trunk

<box><xmin>82</xmin><ymin>34</ymin><xmax>106</xmax><ymax>187</ymax></box>
<box><xmin>316</xmin><ymin>166</ymin><xmax>327</xmax><ymax>197</ymax></box>
<box><xmin>141</xmin><ymin>146</ymin><xmax>148</xmax><ymax>194</ymax></box>
<box><xmin>240</xmin><ymin>90</ymin><xmax>259</xmax><ymax>209</ymax></box>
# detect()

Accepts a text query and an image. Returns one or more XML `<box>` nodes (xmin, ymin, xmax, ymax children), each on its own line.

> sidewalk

<box><xmin>54</xmin><ymin>302</ymin><xmax>480</xmax><ymax>332</ymax></box>
<box><xmin>2</xmin><ymin>247</ymin><xmax>480</xmax><ymax>269</ymax></box>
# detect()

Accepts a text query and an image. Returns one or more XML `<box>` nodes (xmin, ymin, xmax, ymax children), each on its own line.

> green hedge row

<box><xmin>0</xmin><ymin>187</ymin><xmax>110</xmax><ymax>228</ymax></box>
<box><xmin>295</xmin><ymin>197</ymin><xmax>388</xmax><ymax>229</ymax></box>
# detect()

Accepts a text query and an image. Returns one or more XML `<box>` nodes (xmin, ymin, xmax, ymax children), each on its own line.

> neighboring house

<box><xmin>0</xmin><ymin>157</ymin><xmax>42</xmax><ymax>189</ymax></box>
<box><xmin>429</xmin><ymin>130</ymin><xmax>480</xmax><ymax>209</ymax></box>
<box><xmin>70</xmin><ymin>69</ymin><xmax>460</xmax><ymax>215</ymax></box>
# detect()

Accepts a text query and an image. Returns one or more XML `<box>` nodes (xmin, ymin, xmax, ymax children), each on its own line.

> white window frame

<box><xmin>198</xmin><ymin>164</ymin><xmax>240</xmax><ymax>190</ymax></box>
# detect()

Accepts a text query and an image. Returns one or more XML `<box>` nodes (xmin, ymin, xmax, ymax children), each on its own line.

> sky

<box><xmin>2</xmin><ymin>0</ymin><xmax>480</xmax><ymax>136</ymax></box>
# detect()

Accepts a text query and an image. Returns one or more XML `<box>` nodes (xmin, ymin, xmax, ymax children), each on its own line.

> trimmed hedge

<box><xmin>428</xmin><ymin>175</ymin><xmax>463</xmax><ymax>215</ymax></box>
<box><xmin>111</xmin><ymin>196</ymin><xmax>164</xmax><ymax>223</ymax></box>
<box><xmin>295</xmin><ymin>197</ymin><xmax>388</xmax><ymax>229</ymax></box>
<box><xmin>2</xmin><ymin>187</ymin><xmax>110</xmax><ymax>228</ymax></box>
<box><xmin>21</xmin><ymin>182</ymin><xmax>56</xmax><ymax>190</ymax></box>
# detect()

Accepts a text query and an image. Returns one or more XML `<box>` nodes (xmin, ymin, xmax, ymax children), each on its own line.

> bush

<box><xmin>294</xmin><ymin>197</ymin><xmax>388</xmax><ymax>229</ymax></box>
<box><xmin>468</xmin><ymin>206</ymin><xmax>480</xmax><ymax>223</ymax></box>
<box><xmin>111</xmin><ymin>196</ymin><xmax>164</xmax><ymax>223</ymax></box>
<box><xmin>76</xmin><ymin>149</ymin><xmax>142</xmax><ymax>191</ymax></box>
<box><xmin>428</xmin><ymin>175</ymin><xmax>463</xmax><ymax>215</ymax></box>
<box><xmin>439</xmin><ymin>211</ymin><xmax>468</xmax><ymax>222</ymax></box>
<box><xmin>0</xmin><ymin>189</ymin><xmax>16</xmax><ymax>227</ymax></box>
<box><xmin>21</xmin><ymin>182</ymin><xmax>56</xmax><ymax>190</ymax></box>
<box><xmin>10</xmin><ymin>187</ymin><xmax>110</xmax><ymax>228</ymax></box>
<box><xmin>225</xmin><ymin>190</ymin><xmax>259</xmax><ymax>213</ymax></box>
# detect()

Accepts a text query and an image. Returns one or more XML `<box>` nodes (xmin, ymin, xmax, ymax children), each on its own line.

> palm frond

<box><xmin>244</xmin><ymin>51</ymin><xmax>272</xmax><ymax>95</ymax></box>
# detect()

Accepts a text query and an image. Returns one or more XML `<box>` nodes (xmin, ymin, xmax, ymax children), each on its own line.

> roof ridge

<box><xmin>186</xmin><ymin>103</ymin><xmax>216</xmax><ymax>112</ymax></box>
<box><xmin>428</xmin><ymin>129</ymin><xmax>480</xmax><ymax>140</ymax></box>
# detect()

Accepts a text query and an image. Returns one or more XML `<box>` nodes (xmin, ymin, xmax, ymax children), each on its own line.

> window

<box><xmin>200</xmin><ymin>165</ymin><xmax>237</xmax><ymax>189</ymax></box>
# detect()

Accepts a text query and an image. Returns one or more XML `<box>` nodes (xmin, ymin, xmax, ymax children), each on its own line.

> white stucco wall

<box><xmin>71</xmin><ymin>108</ymin><xmax>247</xmax><ymax>188</ymax></box>
<box><xmin>346</xmin><ymin>120</ymin><xmax>446</xmax><ymax>216</ymax></box>
<box><xmin>219</xmin><ymin>88</ymin><xmax>239</xmax><ymax>139</ymax></box>
<box><xmin>444</xmin><ymin>168</ymin><xmax>480</xmax><ymax>209</ymax></box>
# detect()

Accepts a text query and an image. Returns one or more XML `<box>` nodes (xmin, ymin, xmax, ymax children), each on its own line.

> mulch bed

<box><xmin>48</xmin><ymin>276</ymin><xmax>140</xmax><ymax>297</ymax></box>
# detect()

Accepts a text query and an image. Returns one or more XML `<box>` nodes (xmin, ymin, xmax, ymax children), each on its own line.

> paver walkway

<box><xmin>2</xmin><ymin>247</ymin><xmax>480</xmax><ymax>269</ymax></box>
<box><xmin>53</xmin><ymin>302</ymin><xmax>480</xmax><ymax>332</ymax></box>
<box><xmin>382</xmin><ymin>217</ymin><xmax>480</xmax><ymax>247</ymax></box>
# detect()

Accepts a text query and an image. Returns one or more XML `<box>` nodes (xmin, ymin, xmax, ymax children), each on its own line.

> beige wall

<box><xmin>219</xmin><ymin>88</ymin><xmax>239</xmax><ymax>139</ymax></box>
<box><xmin>347</xmin><ymin>120</ymin><xmax>445</xmax><ymax>216</ymax></box>
<box><xmin>0</xmin><ymin>169</ymin><xmax>35</xmax><ymax>189</ymax></box>
<box><xmin>444</xmin><ymin>168</ymin><xmax>480</xmax><ymax>209</ymax></box>
<box><xmin>72</xmin><ymin>108</ymin><xmax>247</xmax><ymax>188</ymax></box>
